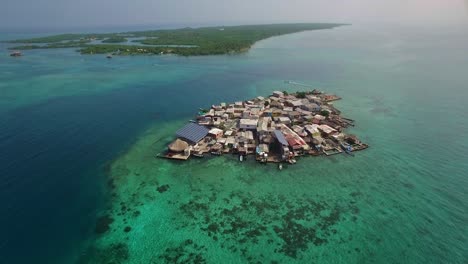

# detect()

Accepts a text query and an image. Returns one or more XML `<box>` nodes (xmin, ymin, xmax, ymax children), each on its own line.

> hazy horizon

<box><xmin>2</xmin><ymin>0</ymin><xmax>467</xmax><ymax>31</ymax></box>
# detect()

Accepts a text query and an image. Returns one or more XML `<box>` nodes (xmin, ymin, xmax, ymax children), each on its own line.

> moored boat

<box><xmin>10</xmin><ymin>51</ymin><xmax>22</xmax><ymax>57</ymax></box>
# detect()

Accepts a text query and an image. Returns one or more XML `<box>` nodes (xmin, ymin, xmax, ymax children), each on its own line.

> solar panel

<box><xmin>274</xmin><ymin>130</ymin><xmax>289</xmax><ymax>146</ymax></box>
<box><xmin>176</xmin><ymin>123</ymin><xmax>209</xmax><ymax>144</ymax></box>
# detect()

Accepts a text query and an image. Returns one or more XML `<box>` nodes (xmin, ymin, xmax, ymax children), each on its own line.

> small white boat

<box><xmin>239</xmin><ymin>155</ymin><xmax>243</xmax><ymax>162</ymax></box>
<box><xmin>278</xmin><ymin>163</ymin><xmax>283</xmax><ymax>170</ymax></box>
<box><xmin>10</xmin><ymin>51</ymin><xmax>22</xmax><ymax>57</ymax></box>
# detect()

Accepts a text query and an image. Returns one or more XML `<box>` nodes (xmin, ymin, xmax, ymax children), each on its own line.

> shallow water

<box><xmin>1</xmin><ymin>24</ymin><xmax>467</xmax><ymax>263</ymax></box>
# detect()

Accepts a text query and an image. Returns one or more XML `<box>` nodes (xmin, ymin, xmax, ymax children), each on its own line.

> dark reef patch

<box><xmin>177</xmin><ymin>191</ymin><xmax>359</xmax><ymax>260</ymax></box>
<box><xmin>94</xmin><ymin>215</ymin><xmax>114</xmax><ymax>234</ymax></box>
<box><xmin>77</xmin><ymin>242</ymin><xmax>129</xmax><ymax>264</ymax></box>
<box><xmin>157</xmin><ymin>184</ymin><xmax>170</xmax><ymax>193</ymax></box>
<box><xmin>156</xmin><ymin>239</ymin><xmax>207</xmax><ymax>264</ymax></box>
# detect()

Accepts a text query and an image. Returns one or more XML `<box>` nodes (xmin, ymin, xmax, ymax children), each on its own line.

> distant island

<box><xmin>7</xmin><ymin>23</ymin><xmax>345</xmax><ymax>56</ymax></box>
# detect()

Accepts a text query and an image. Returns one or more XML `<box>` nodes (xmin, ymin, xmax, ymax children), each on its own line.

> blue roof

<box><xmin>274</xmin><ymin>130</ymin><xmax>289</xmax><ymax>146</ymax></box>
<box><xmin>176</xmin><ymin>123</ymin><xmax>209</xmax><ymax>143</ymax></box>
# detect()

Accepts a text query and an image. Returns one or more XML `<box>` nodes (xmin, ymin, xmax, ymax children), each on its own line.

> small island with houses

<box><xmin>159</xmin><ymin>87</ymin><xmax>368</xmax><ymax>167</ymax></box>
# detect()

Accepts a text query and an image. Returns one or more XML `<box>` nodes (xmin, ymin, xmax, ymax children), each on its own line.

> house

<box><xmin>234</xmin><ymin>101</ymin><xmax>244</xmax><ymax>108</ymax></box>
<box><xmin>300</xmin><ymin>103</ymin><xmax>321</xmax><ymax>112</ymax></box>
<box><xmin>305</xmin><ymin>124</ymin><xmax>321</xmax><ymax>137</ymax></box>
<box><xmin>237</xmin><ymin>131</ymin><xmax>254</xmax><ymax>142</ymax></box>
<box><xmin>306</xmin><ymin>95</ymin><xmax>321</xmax><ymax>104</ymax></box>
<box><xmin>313</xmin><ymin>114</ymin><xmax>326</xmax><ymax>121</ymax></box>
<box><xmin>272</xmin><ymin>91</ymin><xmax>284</xmax><ymax>98</ymax></box>
<box><xmin>288</xmin><ymin>111</ymin><xmax>301</xmax><ymax>119</ymax></box>
<box><xmin>212</xmin><ymin>117</ymin><xmax>222</xmax><ymax>126</ymax></box>
<box><xmin>197</xmin><ymin>116</ymin><xmax>211</xmax><ymax>126</ymax></box>
<box><xmin>318</xmin><ymin>124</ymin><xmax>337</xmax><ymax>136</ymax></box>
<box><xmin>269</xmin><ymin>100</ymin><xmax>283</xmax><ymax>109</ymax></box>
<box><xmin>274</xmin><ymin>116</ymin><xmax>291</xmax><ymax>125</ymax></box>
<box><xmin>296</xmin><ymin>108</ymin><xmax>313</xmax><ymax>116</ymax></box>
<box><xmin>282</xmin><ymin>107</ymin><xmax>294</xmax><ymax>112</ymax></box>
<box><xmin>257</xmin><ymin>117</ymin><xmax>272</xmax><ymax>135</ymax></box>
<box><xmin>208</xmin><ymin>128</ymin><xmax>224</xmax><ymax>139</ymax></box>
<box><xmin>225</xmin><ymin>137</ymin><xmax>236</xmax><ymax>148</ymax></box>
<box><xmin>263</xmin><ymin>109</ymin><xmax>273</xmax><ymax>117</ymax></box>
<box><xmin>292</xmin><ymin>125</ymin><xmax>307</xmax><ymax>137</ymax></box>
<box><xmin>239</xmin><ymin>119</ymin><xmax>258</xmax><ymax>130</ymax></box>
<box><xmin>271</xmin><ymin>108</ymin><xmax>283</xmax><ymax>117</ymax></box>
<box><xmin>175</xmin><ymin>123</ymin><xmax>210</xmax><ymax>144</ymax></box>
<box><xmin>273</xmin><ymin>130</ymin><xmax>290</xmax><ymax>160</ymax></box>
<box><xmin>214</xmin><ymin>110</ymin><xmax>226</xmax><ymax>116</ymax></box>
<box><xmin>285</xmin><ymin>100</ymin><xmax>304</xmax><ymax>108</ymax></box>
<box><xmin>205</xmin><ymin>109</ymin><xmax>215</xmax><ymax>117</ymax></box>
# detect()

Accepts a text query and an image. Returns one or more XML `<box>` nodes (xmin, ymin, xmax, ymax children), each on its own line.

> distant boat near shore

<box><xmin>10</xmin><ymin>51</ymin><xmax>22</xmax><ymax>57</ymax></box>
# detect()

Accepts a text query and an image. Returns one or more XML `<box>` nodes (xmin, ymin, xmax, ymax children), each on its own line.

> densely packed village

<box><xmin>160</xmin><ymin>89</ymin><xmax>368</xmax><ymax>166</ymax></box>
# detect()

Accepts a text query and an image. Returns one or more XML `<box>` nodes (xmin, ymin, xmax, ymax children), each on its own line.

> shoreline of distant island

<box><xmin>6</xmin><ymin>23</ymin><xmax>347</xmax><ymax>56</ymax></box>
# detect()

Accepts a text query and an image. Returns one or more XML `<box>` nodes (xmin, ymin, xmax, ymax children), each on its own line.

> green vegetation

<box><xmin>11</xmin><ymin>40</ymin><xmax>90</xmax><ymax>50</ymax></box>
<box><xmin>102</xmin><ymin>36</ymin><xmax>127</xmax><ymax>43</ymax></box>
<box><xmin>296</xmin><ymin>91</ymin><xmax>307</xmax><ymax>98</ymax></box>
<box><xmin>7</xmin><ymin>23</ymin><xmax>345</xmax><ymax>56</ymax></box>
<box><xmin>7</xmin><ymin>34</ymin><xmax>89</xmax><ymax>43</ymax></box>
<box><xmin>320</xmin><ymin>110</ymin><xmax>330</xmax><ymax>117</ymax></box>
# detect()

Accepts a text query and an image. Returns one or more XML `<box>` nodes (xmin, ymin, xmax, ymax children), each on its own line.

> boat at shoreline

<box><xmin>10</xmin><ymin>51</ymin><xmax>22</xmax><ymax>57</ymax></box>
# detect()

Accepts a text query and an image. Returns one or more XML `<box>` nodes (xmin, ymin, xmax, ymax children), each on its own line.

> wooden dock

<box><xmin>157</xmin><ymin>152</ymin><xmax>190</xmax><ymax>160</ymax></box>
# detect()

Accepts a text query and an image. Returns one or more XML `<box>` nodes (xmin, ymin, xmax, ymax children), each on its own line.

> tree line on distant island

<box><xmin>6</xmin><ymin>23</ymin><xmax>345</xmax><ymax>56</ymax></box>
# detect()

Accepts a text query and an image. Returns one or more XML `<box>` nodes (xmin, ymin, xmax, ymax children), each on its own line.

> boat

<box><xmin>278</xmin><ymin>163</ymin><xmax>283</xmax><ymax>170</ymax></box>
<box><xmin>192</xmin><ymin>152</ymin><xmax>204</xmax><ymax>158</ymax></box>
<box><xmin>340</xmin><ymin>142</ymin><xmax>354</xmax><ymax>155</ymax></box>
<box><xmin>106</xmin><ymin>54</ymin><xmax>112</xmax><ymax>59</ymax></box>
<box><xmin>211</xmin><ymin>151</ymin><xmax>222</xmax><ymax>156</ymax></box>
<box><xmin>10</xmin><ymin>51</ymin><xmax>22</xmax><ymax>57</ymax></box>
<box><xmin>239</xmin><ymin>155</ymin><xmax>244</xmax><ymax>162</ymax></box>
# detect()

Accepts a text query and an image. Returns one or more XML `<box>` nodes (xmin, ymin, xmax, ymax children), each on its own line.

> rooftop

<box><xmin>176</xmin><ymin>123</ymin><xmax>209</xmax><ymax>143</ymax></box>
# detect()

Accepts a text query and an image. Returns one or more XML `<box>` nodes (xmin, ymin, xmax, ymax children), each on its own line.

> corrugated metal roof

<box><xmin>274</xmin><ymin>130</ymin><xmax>289</xmax><ymax>146</ymax></box>
<box><xmin>176</xmin><ymin>123</ymin><xmax>209</xmax><ymax>143</ymax></box>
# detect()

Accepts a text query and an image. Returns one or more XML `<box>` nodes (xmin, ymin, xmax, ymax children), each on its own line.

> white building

<box><xmin>239</xmin><ymin>119</ymin><xmax>258</xmax><ymax>130</ymax></box>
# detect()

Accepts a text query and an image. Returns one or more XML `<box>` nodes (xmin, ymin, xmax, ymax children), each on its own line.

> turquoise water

<box><xmin>1</xmin><ymin>24</ymin><xmax>467</xmax><ymax>263</ymax></box>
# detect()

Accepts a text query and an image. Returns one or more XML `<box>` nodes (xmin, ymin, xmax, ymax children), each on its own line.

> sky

<box><xmin>1</xmin><ymin>0</ymin><xmax>467</xmax><ymax>30</ymax></box>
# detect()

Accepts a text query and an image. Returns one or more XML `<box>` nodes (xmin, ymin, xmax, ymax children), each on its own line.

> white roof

<box><xmin>209</xmin><ymin>128</ymin><xmax>223</xmax><ymax>134</ymax></box>
<box><xmin>240</xmin><ymin>119</ymin><xmax>258</xmax><ymax>126</ymax></box>
<box><xmin>278</xmin><ymin>116</ymin><xmax>291</xmax><ymax>122</ymax></box>
<box><xmin>305</xmin><ymin>124</ymin><xmax>320</xmax><ymax>134</ymax></box>
<box><xmin>288</xmin><ymin>100</ymin><xmax>303</xmax><ymax>106</ymax></box>
<box><xmin>225</xmin><ymin>137</ymin><xmax>236</xmax><ymax>144</ymax></box>
<box><xmin>318</xmin><ymin>124</ymin><xmax>337</xmax><ymax>134</ymax></box>
<box><xmin>314</xmin><ymin>114</ymin><xmax>326</xmax><ymax>120</ymax></box>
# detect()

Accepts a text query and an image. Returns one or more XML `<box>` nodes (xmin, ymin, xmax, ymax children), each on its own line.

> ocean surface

<box><xmin>0</xmin><ymin>23</ymin><xmax>467</xmax><ymax>264</ymax></box>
